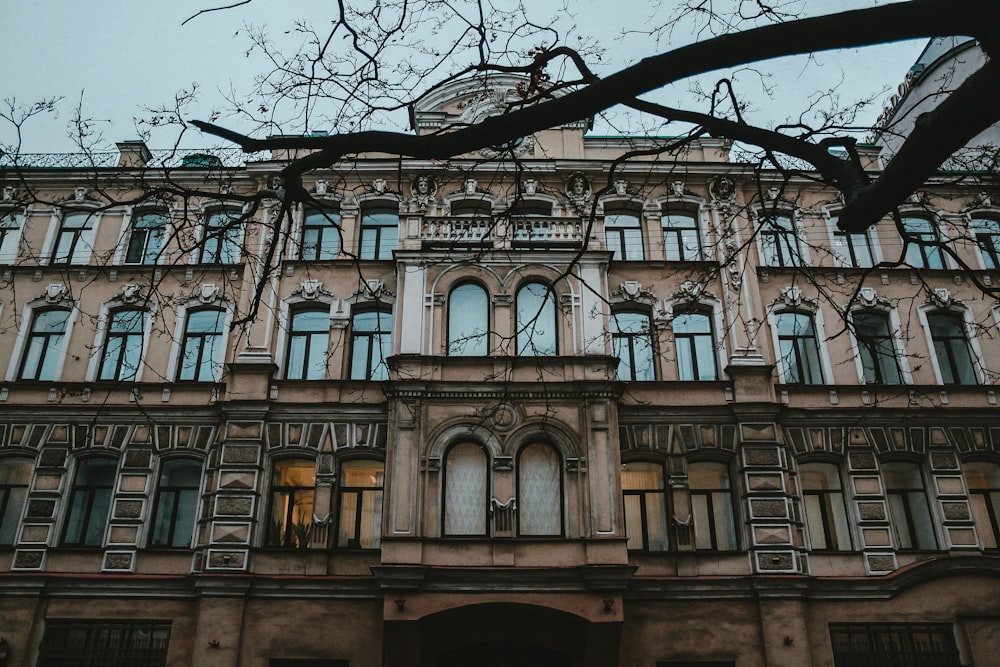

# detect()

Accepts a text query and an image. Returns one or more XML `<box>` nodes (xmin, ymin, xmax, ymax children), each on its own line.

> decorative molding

<box><xmin>410</xmin><ymin>173</ymin><xmax>438</xmax><ymax>210</ymax></box>
<box><xmin>856</xmin><ymin>287</ymin><xmax>892</xmax><ymax>310</ymax></box>
<box><xmin>119</xmin><ymin>283</ymin><xmax>143</xmax><ymax>304</ymax></box>
<box><xmin>610</xmin><ymin>280</ymin><xmax>656</xmax><ymax>305</ymax></box>
<box><xmin>926</xmin><ymin>287</ymin><xmax>961</xmax><ymax>308</ymax></box>
<box><xmin>42</xmin><ymin>283</ymin><xmax>70</xmax><ymax>304</ymax></box>
<box><xmin>774</xmin><ymin>286</ymin><xmax>817</xmax><ymax>310</ymax></box>
<box><xmin>197</xmin><ymin>283</ymin><xmax>222</xmax><ymax>304</ymax></box>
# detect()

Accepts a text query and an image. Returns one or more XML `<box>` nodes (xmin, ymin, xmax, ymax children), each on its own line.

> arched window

<box><xmin>350</xmin><ymin>309</ymin><xmax>392</xmax><ymax>380</ymax></box>
<box><xmin>150</xmin><ymin>458</ymin><xmax>202</xmax><ymax>548</ymax></box>
<box><xmin>852</xmin><ymin>311</ymin><xmax>903</xmax><ymax>385</ymax></box>
<box><xmin>775</xmin><ymin>311</ymin><xmax>824</xmax><ymax>384</ymax></box>
<box><xmin>338</xmin><ymin>459</ymin><xmax>384</xmax><ymax>548</ymax></box>
<box><xmin>177</xmin><ymin>308</ymin><xmax>226</xmax><ymax>382</ymax></box>
<box><xmin>611</xmin><ymin>311</ymin><xmax>654</xmax><ymax>381</ymax></box>
<box><xmin>517</xmin><ymin>443</ymin><xmax>562</xmax><ymax>536</ymax></box>
<box><xmin>63</xmin><ymin>458</ymin><xmax>117</xmax><ymax>546</ymax></box>
<box><xmin>19</xmin><ymin>309</ymin><xmax>71</xmax><ymax>381</ymax></box>
<box><xmin>604</xmin><ymin>211</ymin><xmax>644</xmax><ymax>260</ymax></box>
<box><xmin>673</xmin><ymin>310</ymin><xmax>718</xmax><ymax>381</ymax></box>
<box><xmin>688</xmin><ymin>462</ymin><xmax>737</xmax><ymax>551</ymax></box>
<box><xmin>300</xmin><ymin>208</ymin><xmax>341</xmax><ymax>260</ymax></box>
<box><xmin>286</xmin><ymin>308</ymin><xmax>330</xmax><ymax>380</ymax></box>
<box><xmin>448</xmin><ymin>283</ymin><xmax>489</xmax><ymax>356</ymax></box>
<box><xmin>359</xmin><ymin>206</ymin><xmax>399</xmax><ymax>260</ymax></box>
<box><xmin>268</xmin><ymin>458</ymin><xmax>316</xmax><ymax>548</ymax></box>
<box><xmin>662</xmin><ymin>210</ymin><xmax>702</xmax><ymax>261</ymax></box>
<box><xmin>516</xmin><ymin>282</ymin><xmax>556</xmax><ymax>356</ymax></box>
<box><xmin>964</xmin><ymin>461</ymin><xmax>1000</xmax><ymax>549</ymax></box>
<box><xmin>799</xmin><ymin>462</ymin><xmax>852</xmax><ymax>551</ymax></box>
<box><xmin>971</xmin><ymin>216</ymin><xmax>1000</xmax><ymax>269</ymax></box>
<box><xmin>0</xmin><ymin>457</ymin><xmax>33</xmax><ymax>545</ymax></box>
<box><xmin>883</xmin><ymin>462</ymin><xmax>937</xmax><ymax>550</ymax></box>
<box><xmin>200</xmin><ymin>208</ymin><xmax>242</xmax><ymax>264</ymax></box>
<box><xmin>98</xmin><ymin>308</ymin><xmax>147</xmax><ymax>382</ymax></box>
<box><xmin>0</xmin><ymin>207</ymin><xmax>24</xmax><ymax>264</ymax></box>
<box><xmin>622</xmin><ymin>461</ymin><xmax>668</xmax><ymax>551</ymax></box>
<box><xmin>443</xmin><ymin>443</ymin><xmax>489</xmax><ymax>536</ymax></box>
<box><xmin>124</xmin><ymin>210</ymin><xmax>168</xmax><ymax>265</ymax></box>
<box><xmin>901</xmin><ymin>216</ymin><xmax>944</xmax><ymax>269</ymax></box>
<box><xmin>927</xmin><ymin>311</ymin><xmax>978</xmax><ymax>385</ymax></box>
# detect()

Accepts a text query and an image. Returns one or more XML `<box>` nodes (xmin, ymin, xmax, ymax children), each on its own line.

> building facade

<box><xmin>0</xmin><ymin>75</ymin><xmax>999</xmax><ymax>667</ymax></box>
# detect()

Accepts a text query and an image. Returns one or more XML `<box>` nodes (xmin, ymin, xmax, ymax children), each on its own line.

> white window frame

<box><xmin>114</xmin><ymin>206</ymin><xmax>172</xmax><ymax>266</ymax></box>
<box><xmin>917</xmin><ymin>304</ymin><xmax>986</xmax><ymax>385</ymax></box>
<box><xmin>40</xmin><ymin>207</ymin><xmax>104</xmax><ymax>266</ymax></box>
<box><xmin>165</xmin><ymin>292</ymin><xmax>234</xmax><ymax>383</ymax></box>
<box><xmin>5</xmin><ymin>294</ymin><xmax>79</xmax><ymax>382</ymax></box>
<box><xmin>847</xmin><ymin>307</ymin><xmax>911</xmax><ymax>385</ymax></box>
<box><xmin>0</xmin><ymin>206</ymin><xmax>26</xmax><ymax>264</ymax></box>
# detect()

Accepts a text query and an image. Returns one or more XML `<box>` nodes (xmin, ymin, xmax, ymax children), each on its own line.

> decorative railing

<box><xmin>421</xmin><ymin>216</ymin><xmax>493</xmax><ymax>245</ymax></box>
<box><xmin>512</xmin><ymin>217</ymin><xmax>585</xmax><ymax>245</ymax></box>
<box><xmin>0</xmin><ymin>148</ymin><xmax>248</xmax><ymax>169</ymax></box>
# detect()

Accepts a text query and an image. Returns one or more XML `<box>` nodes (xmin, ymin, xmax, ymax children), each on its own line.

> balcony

<box><xmin>413</xmin><ymin>216</ymin><xmax>589</xmax><ymax>251</ymax></box>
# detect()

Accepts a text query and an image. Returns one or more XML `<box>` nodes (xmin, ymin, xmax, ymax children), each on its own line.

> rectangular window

<box><xmin>19</xmin><ymin>309</ymin><xmax>71</xmax><ymax>381</ymax></box>
<box><xmin>63</xmin><ymin>459</ymin><xmax>117</xmax><ymax>546</ymax></box>
<box><xmin>300</xmin><ymin>208</ymin><xmax>341</xmax><ymax>260</ymax></box>
<box><xmin>0</xmin><ymin>459</ymin><xmax>33</xmax><ymax>545</ymax></box>
<box><xmin>98</xmin><ymin>309</ymin><xmax>147</xmax><ymax>382</ymax></box>
<box><xmin>200</xmin><ymin>209</ymin><xmax>242</xmax><ymax>264</ymax></box>
<box><xmin>673</xmin><ymin>311</ymin><xmax>718</xmax><ymax>381</ymax></box>
<box><xmin>604</xmin><ymin>213</ymin><xmax>644</xmax><ymax>260</ymax></box>
<box><xmin>52</xmin><ymin>211</ymin><xmax>96</xmax><ymax>265</ymax></box>
<box><xmin>760</xmin><ymin>214</ymin><xmax>802</xmax><ymax>267</ymax></box>
<box><xmin>125</xmin><ymin>211</ymin><xmax>168</xmax><ymax>264</ymax></box>
<box><xmin>0</xmin><ymin>209</ymin><xmax>23</xmax><ymax>264</ymax></box>
<box><xmin>622</xmin><ymin>462</ymin><xmax>669</xmax><ymax>551</ymax></box>
<box><xmin>883</xmin><ymin>462</ymin><xmax>938</xmax><ymax>551</ymax></box>
<box><xmin>902</xmin><ymin>217</ymin><xmax>945</xmax><ymax>269</ymax></box>
<box><xmin>688</xmin><ymin>462</ymin><xmax>737</xmax><ymax>551</ymax></box>
<box><xmin>800</xmin><ymin>463</ymin><xmax>852</xmax><ymax>551</ymax></box>
<box><xmin>776</xmin><ymin>312</ymin><xmax>824</xmax><ymax>384</ymax></box>
<box><xmin>832</xmin><ymin>226</ymin><xmax>875</xmax><ymax>268</ymax></box>
<box><xmin>177</xmin><ymin>309</ymin><xmax>226</xmax><ymax>382</ymax></box>
<box><xmin>337</xmin><ymin>460</ymin><xmax>384</xmax><ymax>549</ymax></box>
<box><xmin>852</xmin><ymin>311</ymin><xmax>903</xmax><ymax>384</ymax></box>
<box><xmin>359</xmin><ymin>208</ymin><xmax>398</xmax><ymax>260</ymax></box>
<box><xmin>829</xmin><ymin>623</ymin><xmax>961</xmax><ymax>667</ymax></box>
<box><xmin>37</xmin><ymin>620</ymin><xmax>171</xmax><ymax>667</ymax></box>
<box><xmin>663</xmin><ymin>212</ymin><xmax>702</xmax><ymax>261</ymax></box>
<box><xmin>964</xmin><ymin>462</ymin><xmax>1000</xmax><ymax>549</ymax></box>
<box><xmin>972</xmin><ymin>217</ymin><xmax>1000</xmax><ymax>269</ymax></box>
<box><xmin>611</xmin><ymin>312</ymin><xmax>654</xmax><ymax>381</ymax></box>
<box><xmin>927</xmin><ymin>311</ymin><xmax>978</xmax><ymax>385</ymax></box>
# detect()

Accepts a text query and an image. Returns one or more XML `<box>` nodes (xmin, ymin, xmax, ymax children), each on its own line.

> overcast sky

<box><xmin>1</xmin><ymin>0</ymin><xmax>926</xmax><ymax>155</ymax></box>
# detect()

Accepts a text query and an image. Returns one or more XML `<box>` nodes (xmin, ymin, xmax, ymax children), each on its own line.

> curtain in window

<box><xmin>444</xmin><ymin>443</ymin><xmax>488</xmax><ymax>535</ymax></box>
<box><xmin>518</xmin><ymin>443</ymin><xmax>562</xmax><ymax>536</ymax></box>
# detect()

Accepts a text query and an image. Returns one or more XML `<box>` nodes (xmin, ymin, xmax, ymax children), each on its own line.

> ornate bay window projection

<box><xmin>927</xmin><ymin>311</ymin><xmax>978</xmax><ymax>385</ymax></box>
<box><xmin>517</xmin><ymin>443</ymin><xmax>563</xmax><ymax>536</ymax></box>
<box><xmin>300</xmin><ymin>207</ymin><xmax>341</xmax><ymax>260</ymax></box>
<box><xmin>901</xmin><ymin>216</ymin><xmax>945</xmax><ymax>269</ymax></box>
<box><xmin>350</xmin><ymin>309</ymin><xmax>392</xmax><ymax>380</ymax></box>
<box><xmin>852</xmin><ymin>311</ymin><xmax>903</xmax><ymax>385</ymax></box>
<box><xmin>883</xmin><ymin>462</ymin><xmax>938</xmax><ymax>551</ymax></box>
<box><xmin>688</xmin><ymin>462</ymin><xmax>737</xmax><ymax>551</ymax></box>
<box><xmin>443</xmin><ymin>443</ymin><xmax>489</xmax><ymax>536</ymax></box>
<box><xmin>448</xmin><ymin>283</ymin><xmax>490</xmax><ymax>356</ymax></box>
<box><xmin>63</xmin><ymin>458</ymin><xmax>117</xmax><ymax>547</ymax></box>
<box><xmin>268</xmin><ymin>459</ymin><xmax>316</xmax><ymax>548</ymax></box>
<box><xmin>963</xmin><ymin>461</ymin><xmax>1000</xmax><ymax>549</ymax></box>
<box><xmin>604</xmin><ymin>210</ymin><xmax>644</xmax><ymax>260</ymax></box>
<box><xmin>611</xmin><ymin>311</ymin><xmax>655</xmax><ymax>381</ymax></box>
<box><xmin>337</xmin><ymin>460</ymin><xmax>384</xmax><ymax>549</ymax></box>
<box><xmin>98</xmin><ymin>309</ymin><xmax>147</xmax><ymax>382</ymax></box>
<box><xmin>672</xmin><ymin>309</ymin><xmax>718</xmax><ymax>381</ymax></box>
<box><xmin>18</xmin><ymin>309</ymin><xmax>71</xmax><ymax>381</ymax></box>
<box><xmin>286</xmin><ymin>308</ymin><xmax>330</xmax><ymax>380</ymax></box>
<box><xmin>0</xmin><ymin>458</ymin><xmax>33</xmax><ymax>545</ymax></box>
<box><xmin>799</xmin><ymin>462</ymin><xmax>853</xmax><ymax>551</ymax></box>
<box><xmin>622</xmin><ymin>461</ymin><xmax>669</xmax><ymax>551</ymax></box>
<box><xmin>149</xmin><ymin>459</ymin><xmax>202</xmax><ymax>548</ymax></box>
<box><xmin>124</xmin><ymin>210</ymin><xmax>168</xmax><ymax>265</ymax></box>
<box><xmin>516</xmin><ymin>282</ymin><xmax>557</xmax><ymax>356</ymax></box>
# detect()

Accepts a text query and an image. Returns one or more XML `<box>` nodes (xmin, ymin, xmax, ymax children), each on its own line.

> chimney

<box><xmin>116</xmin><ymin>140</ymin><xmax>152</xmax><ymax>168</ymax></box>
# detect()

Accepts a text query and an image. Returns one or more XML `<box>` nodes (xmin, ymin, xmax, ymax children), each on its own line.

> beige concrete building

<box><xmin>0</xmin><ymin>75</ymin><xmax>999</xmax><ymax>666</ymax></box>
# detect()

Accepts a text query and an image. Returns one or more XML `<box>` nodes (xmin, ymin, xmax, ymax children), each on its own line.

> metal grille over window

<box><xmin>37</xmin><ymin>620</ymin><xmax>172</xmax><ymax>667</ymax></box>
<box><xmin>828</xmin><ymin>623</ymin><xmax>961</xmax><ymax>667</ymax></box>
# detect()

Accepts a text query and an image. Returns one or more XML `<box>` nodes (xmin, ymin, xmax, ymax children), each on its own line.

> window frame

<box><xmin>757</xmin><ymin>210</ymin><xmax>805</xmax><ymax>268</ymax></box>
<box><xmin>358</xmin><ymin>206</ymin><xmax>399</xmax><ymax>260</ymax></box>
<box><xmin>349</xmin><ymin>308</ymin><xmax>393</xmax><ymax>380</ymax></box>
<box><xmin>447</xmin><ymin>282</ymin><xmax>490</xmax><ymax>356</ymax></box>
<box><xmin>173</xmin><ymin>306</ymin><xmax>228</xmax><ymax>383</ymax></box>
<box><xmin>900</xmin><ymin>215</ymin><xmax>946</xmax><ymax>269</ymax></box>
<box><xmin>267</xmin><ymin>457</ymin><xmax>317</xmax><ymax>548</ymax></box>
<box><xmin>882</xmin><ymin>461</ymin><xmax>939</xmax><ymax>551</ymax></box>
<box><xmin>827</xmin><ymin>212</ymin><xmax>879</xmax><ymax>268</ymax></box>
<box><xmin>48</xmin><ymin>209</ymin><xmax>100</xmax><ymax>265</ymax></box>
<box><xmin>771</xmin><ymin>310</ymin><xmax>827</xmax><ymax>385</ymax></box>
<box><xmin>611</xmin><ymin>310</ymin><xmax>655</xmax><ymax>381</ymax></box>
<box><xmin>0</xmin><ymin>456</ymin><xmax>34</xmax><ymax>545</ymax></box>
<box><xmin>515</xmin><ymin>281</ymin><xmax>558</xmax><ymax>356</ymax></box>
<box><xmin>337</xmin><ymin>458</ymin><xmax>385</xmax><ymax>549</ymax></box>
<box><xmin>672</xmin><ymin>308</ymin><xmax>720</xmax><ymax>381</ymax></box>
<box><xmin>198</xmin><ymin>207</ymin><xmax>243</xmax><ymax>265</ymax></box>
<box><xmin>799</xmin><ymin>461</ymin><xmax>854</xmax><ymax>551</ymax></box>
<box><xmin>688</xmin><ymin>461</ymin><xmax>738</xmax><ymax>551</ymax></box>
<box><xmin>284</xmin><ymin>307</ymin><xmax>331</xmax><ymax>380</ymax></box>
<box><xmin>970</xmin><ymin>214</ymin><xmax>1000</xmax><ymax>269</ymax></box>
<box><xmin>621</xmin><ymin>460</ymin><xmax>669</xmax><ymax>551</ymax></box>
<box><xmin>298</xmin><ymin>206</ymin><xmax>342</xmax><ymax>261</ymax></box>
<box><xmin>442</xmin><ymin>442</ymin><xmax>491</xmax><ymax>537</ymax></box>
<box><xmin>62</xmin><ymin>457</ymin><xmax>118</xmax><ymax>547</ymax></box>
<box><xmin>963</xmin><ymin>461</ymin><xmax>1000</xmax><ymax>549</ymax></box>
<box><xmin>829</xmin><ymin>623</ymin><xmax>962</xmax><ymax>667</ymax></box>
<box><xmin>0</xmin><ymin>207</ymin><xmax>25</xmax><ymax>264</ymax></box>
<box><xmin>922</xmin><ymin>308</ymin><xmax>981</xmax><ymax>385</ymax></box>
<box><xmin>516</xmin><ymin>442</ymin><xmax>564</xmax><ymax>537</ymax></box>
<box><xmin>96</xmin><ymin>308</ymin><xmax>148</xmax><ymax>382</ymax></box>
<box><xmin>16</xmin><ymin>307</ymin><xmax>73</xmax><ymax>382</ymax></box>
<box><xmin>603</xmin><ymin>209</ymin><xmax>645</xmax><ymax>261</ymax></box>
<box><xmin>850</xmin><ymin>309</ymin><xmax>905</xmax><ymax>385</ymax></box>
<box><xmin>123</xmin><ymin>209</ymin><xmax>169</xmax><ymax>265</ymax></box>
<box><xmin>661</xmin><ymin>208</ymin><xmax>704</xmax><ymax>262</ymax></box>
<box><xmin>149</xmin><ymin>458</ymin><xmax>203</xmax><ymax>549</ymax></box>
<box><xmin>37</xmin><ymin>620</ymin><xmax>172</xmax><ymax>667</ymax></box>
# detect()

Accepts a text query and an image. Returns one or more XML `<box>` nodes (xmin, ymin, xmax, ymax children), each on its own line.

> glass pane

<box><xmin>644</xmin><ymin>493</ymin><xmax>669</xmax><ymax>551</ymax></box>
<box><xmin>689</xmin><ymin>462</ymin><xmax>730</xmax><ymax>490</ymax></box>
<box><xmin>444</xmin><ymin>443</ymin><xmax>487</xmax><ymax>535</ymax></box>
<box><xmin>338</xmin><ymin>491</ymin><xmax>358</xmax><ymax>547</ymax></box>
<box><xmin>624</xmin><ymin>494</ymin><xmax>644</xmax><ymax>550</ymax></box>
<box><xmin>518</xmin><ymin>443</ymin><xmax>561</xmax><ymax>536</ymax></box>
<box><xmin>622</xmin><ymin>462</ymin><xmax>664</xmax><ymax>490</ymax></box>
<box><xmin>448</xmin><ymin>284</ymin><xmax>489</xmax><ymax>355</ymax></box>
<box><xmin>712</xmin><ymin>491</ymin><xmax>737</xmax><ymax>550</ymax></box>
<box><xmin>516</xmin><ymin>283</ymin><xmax>556</xmax><ymax>355</ymax></box>
<box><xmin>804</xmin><ymin>494</ymin><xmax>828</xmax><ymax>550</ymax></box>
<box><xmin>691</xmin><ymin>494</ymin><xmax>713</xmax><ymax>550</ymax></box>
